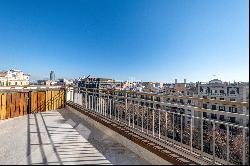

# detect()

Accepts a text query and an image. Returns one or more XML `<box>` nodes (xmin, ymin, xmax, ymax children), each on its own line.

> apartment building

<box><xmin>198</xmin><ymin>79</ymin><xmax>248</xmax><ymax>125</ymax></box>
<box><xmin>0</xmin><ymin>69</ymin><xmax>30</xmax><ymax>86</ymax></box>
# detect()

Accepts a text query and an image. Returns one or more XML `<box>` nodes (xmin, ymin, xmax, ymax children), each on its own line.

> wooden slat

<box><xmin>41</xmin><ymin>91</ymin><xmax>46</xmax><ymax>112</ymax></box>
<box><xmin>10</xmin><ymin>93</ymin><xmax>16</xmax><ymax>118</ymax></box>
<box><xmin>23</xmin><ymin>93</ymin><xmax>28</xmax><ymax>115</ymax></box>
<box><xmin>38</xmin><ymin>92</ymin><xmax>42</xmax><ymax>112</ymax></box>
<box><xmin>15</xmin><ymin>93</ymin><xmax>20</xmax><ymax>117</ymax></box>
<box><xmin>20</xmin><ymin>93</ymin><xmax>24</xmax><ymax>116</ymax></box>
<box><xmin>31</xmin><ymin>92</ymin><xmax>38</xmax><ymax>113</ymax></box>
<box><xmin>46</xmin><ymin>91</ymin><xmax>49</xmax><ymax>111</ymax></box>
<box><xmin>1</xmin><ymin>94</ymin><xmax>7</xmax><ymax>120</ymax></box>
<box><xmin>48</xmin><ymin>91</ymin><xmax>52</xmax><ymax>111</ymax></box>
<box><xmin>52</xmin><ymin>91</ymin><xmax>56</xmax><ymax>110</ymax></box>
<box><xmin>60</xmin><ymin>90</ymin><xmax>64</xmax><ymax>108</ymax></box>
<box><xmin>56</xmin><ymin>91</ymin><xmax>60</xmax><ymax>109</ymax></box>
<box><xmin>6</xmin><ymin>93</ymin><xmax>11</xmax><ymax>119</ymax></box>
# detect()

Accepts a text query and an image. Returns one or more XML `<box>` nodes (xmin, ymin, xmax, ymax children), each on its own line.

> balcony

<box><xmin>0</xmin><ymin>88</ymin><xmax>249</xmax><ymax>165</ymax></box>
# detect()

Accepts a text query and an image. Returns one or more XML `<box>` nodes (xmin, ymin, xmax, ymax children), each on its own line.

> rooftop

<box><xmin>0</xmin><ymin>108</ymin><xmax>149</xmax><ymax>165</ymax></box>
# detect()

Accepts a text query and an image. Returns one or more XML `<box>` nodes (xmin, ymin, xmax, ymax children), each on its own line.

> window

<box><xmin>219</xmin><ymin>115</ymin><xmax>225</xmax><ymax>121</ymax></box>
<box><xmin>219</xmin><ymin>106</ymin><xmax>225</xmax><ymax>111</ymax></box>
<box><xmin>220</xmin><ymin>90</ymin><xmax>224</xmax><ymax>94</ymax></box>
<box><xmin>230</xmin><ymin>98</ymin><xmax>236</xmax><ymax>101</ymax></box>
<box><xmin>15</xmin><ymin>82</ymin><xmax>17</xmax><ymax>85</ymax></box>
<box><xmin>211</xmin><ymin>114</ymin><xmax>217</xmax><ymax>119</ymax></box>
<box><xmin>212</xmin><ymin>105</ymin><xmax>216</xmax><ymax>110</ymax></box>
<box><xmin>230</xmin><ymin>90</ymin><xmax>235</xmax><ymax>94</ymax></box>
<box><xmin>220</xmin><ymin>98</ymin><xmax>224</xmax><ymax>100</ymax></box>
<box><xmin>203</xmin><ymin>104</ymin><xmax>207</xmax><ymax>109</ymax></box>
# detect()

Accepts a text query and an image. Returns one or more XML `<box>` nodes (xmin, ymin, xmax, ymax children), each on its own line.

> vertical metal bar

<box><xmin>125</xmin><ymin>93</ymin><xmax>128</xmax><ymax>125</ymax></box>
<box><xmin>109</xmin><ymin>99</ymin><xmax>111</xmax><ymax>119</ymax></box>
<box><xmin>159</xmin><ymin>109</ymin><xmax>161</xmax><ymax>139</ymax></box>
<box><xmin>147</xmin><ymin>106</ymin><xmax>149</xmax><ymax>134</ymax></box>
<box><xmin>85</xmin><ymin>90</ymin><xmax>87</xmax><ymax>109</ymax></box>
<box><xmin>92</xmin><ymin>95</ymin><xmax>93</xmax><ymax>110</ymax></box>
<box><xmin>129</xmin><ymin>100</ymin><xmax>131</xmax><ymax>127</ymax></box>
<box><xmin>227</xmin><ymin>124</ymin><xmax>229</xmax><ymax>165</ymax></box>
<box><xmin>105</xmin><ymin>98</ymin><xmax>107</xmax><ymax>117</ymax></box>
<box><xmin>118</xmin><ymin>101</ymin><xmax>120</xmax><ymax>121</ymax></box>
<box><xmin>165</xmin><ymin>111</ymin><xmax>168</xmax><ymax>140</ymax></box>
<box><xmin>201</xmin><ymin>113</ymin><xmax>204</xmax><ymax>158</ymax></box>
<box><xmin>88</xmin><ymin>95</ymin><xmax>91</xmax><ymax>109</ymax></box>
<box><xmin>181</xmin><ymin>114</ymin><xmax>183</xmax><ymax>149</ymax></box>
<box><xmin>97</xmin><ymin>97</ymin><xmax>99</xmax><ymax>113</ymax></box>
<box><xmin>101</xmin><ymin>96</ymin><xmax>103</xmax><ymax>115</ymax></box>
<box><xmin>212</xmin><ymin>120</ymin><xmax>216</xmax><ymax>164</ymax></box>
<box><xmin>190</xmin><ymin>114</ymin><xmax>193</xmax><ymax>153</ymax></box>
<box><xmin>152</xmin><ymin>96</ymin><xmax>155</xmax><ymax>137</ymax></box>
<box><xmin>142</xmin><ymin>106</ymin><xmax>144</xmax><ymax>132</ymax></box>
<box><xmin>152</xmin><ymin>109</ymin><xmax>155</xmax><ymax>137</ymax></box>
<box><xmin>114</xmin><ymin>100</ymin><xmax>116</xmax><ymax>120</ymax></box>
<box><xmin>172</xmin><ymin>113</ymin><xmax>174</xmax><ymax>146</ymax></box>
<box><xmin>243</xmin><ymin>128</ymin><xmax>246</xmax><ymax>165</ymax></box>
<box><xmin>133</xmin><ymin>103</ymin><xmax>135</xmax><ymax>128</ymax></box>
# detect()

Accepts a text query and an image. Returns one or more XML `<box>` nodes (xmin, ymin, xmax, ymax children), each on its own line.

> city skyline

<box><xmin>0</xmin><ymin>0</ymin><xmax>249</xmax><ymax>82</ymax></box>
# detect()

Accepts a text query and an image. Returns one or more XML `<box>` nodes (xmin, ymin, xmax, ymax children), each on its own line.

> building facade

<box><xmin>0</xmin><ymin>69</ymin><xmax>30</xmax><ymax>86</ymax></box>
<box><xmin>197</xmin><ymin>79</ymin><xmax>248</xmax><ymax>125</ymax></box>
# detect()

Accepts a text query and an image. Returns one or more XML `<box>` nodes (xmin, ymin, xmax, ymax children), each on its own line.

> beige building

<box><xmin>0</xmin><ymin>69</ymin><xmax>30</xmax><ymax>86</ymax></box>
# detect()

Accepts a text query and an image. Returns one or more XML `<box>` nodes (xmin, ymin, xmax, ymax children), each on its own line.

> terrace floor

<box><xmin>0</xmin><ymin>108</ymin><xmax>149</xmax><ymax>165</ymax></box>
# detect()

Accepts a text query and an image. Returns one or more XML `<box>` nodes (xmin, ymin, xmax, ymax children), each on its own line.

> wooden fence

<box><xmin>0</xmin><ymin>90</ymin><xmax>65</xmax><ymax>120</ymax></box>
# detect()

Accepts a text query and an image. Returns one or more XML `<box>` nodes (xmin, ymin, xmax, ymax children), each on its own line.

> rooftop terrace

<box><xmin>0</xmin><ymin>88</ymin><xmax>249</xmax><ymax>165</ymax></box>
<box><xmin>0</xmin><ymin>108</ymin><xmax>149</xmax><ymax>165</ymax></box>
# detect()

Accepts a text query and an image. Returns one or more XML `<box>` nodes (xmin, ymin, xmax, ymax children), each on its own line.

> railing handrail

<box><xmin>77</xmin><ymin>87</ymin><xmax>249</xmax><ymax>107</ymax></box>
<box><xmin>74</xmin><ymin>88</ymin><xmax>249</xmax><ymax>121</ymax></box>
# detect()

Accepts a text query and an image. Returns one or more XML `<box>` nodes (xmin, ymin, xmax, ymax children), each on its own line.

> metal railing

<box><xmin>67</xmin><ymin>87</ymin><xmax>249</xmax><ymax>165</ymax></box>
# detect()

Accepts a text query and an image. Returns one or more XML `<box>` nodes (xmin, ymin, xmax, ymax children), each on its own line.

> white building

<box><xmin>0</xmin><ymin>69</ymin><xmax>30</xmax><ymax>86</ymax></box>
<box><xmin>198</xmin><ymin>79</ymin><xmax>249</xmax><ymax>125</ymax></box>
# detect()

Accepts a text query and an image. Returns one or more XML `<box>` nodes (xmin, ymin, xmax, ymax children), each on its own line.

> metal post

<box><xmin>114</xmin><ymin>100</ymin><xmax>117</xmax><ymax>120</ymax></box>
<box><xmin>133</xmin><ymin>102</ymin><xmax>135</xmax><ymax>128</ymax></box>
<box><xmin>212</xmin><ymin>120</ymin><xmax>216</xmax><ymax>164</ymax></box>
<box><xmin>91</xmin><ymin>95</ymin><xmax>93</xmax><ymax>110</ymax></box>
<box><xmin>190</xmin><ymin>114</ymin><xmax>193</xmax><ymax>153</ymax></box>
<box><xmin>125</xmin><ymin>92</ymin><xmax>128</xmax><ymax>125</ymax></box>
<box><xmin>142</xmin><ymin>106</ymin><xmax>144</xmax><ymax>132</ymax></box>
<box><xmin>118</xmin><ymin>101</ymin><xmax>120</xmax><ymax>121</ymax></box>
<box><xmin>152</xmin><ymin>97</ymin><xmax>155</xmax><ymax>137</ymax></box>
<box><xmin>172</xmin><ymin>113</ymin><xmax>174</xmax><ymax>146</ymax></box>
<box><xmin>227</xmin><ymin>124</ymin><xmax>229</xmax><ymax>165</ymax></box>
<box><xmin>181</xmin><ymin>114</ymin><xmax>183</xmax><ymax>149</ymax></box>
<box><xmin>85</xmin><ymin>89</ymin><xmax>87</xmax><ymax>109</ymax></box>
<box><xmin>159</xmin><ymin>109</ymin><xmax>161</xmax><ymax>139</ymax></box>
<box><xmin>109</xmin><ymin>98</ymin><xmax>111</xmax><ymax>119</ymax></box>
<box><xmin>201</xmin><ymin>113</ymin><xmax>204</xmax><ymax>158</ymax></box>
<box><xmin>147</xmin><ymin>106</ymin><xmax>149</xmax><ymax>134</ymax></box>
<box><xmin>243</xmin><ymin>128</ymin><xmax>246</xmax><ymax>165</ymax></box>
<box><xmin>165</xmin><ymin>111</ymin><xmax>168</xmax><ymax>140</ymax></box>
<box><xmin>101</xmin><ymin>97</ymin><xmax>103</xmax><ymax>115</ymax></box>
<box><xmin>129</xmin><ymin>100</ymin><xmax>131</xmax><ymax>127</ymax></box>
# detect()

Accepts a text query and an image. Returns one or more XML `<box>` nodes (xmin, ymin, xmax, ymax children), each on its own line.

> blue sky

<box><xmin>0</xmin><ymin>0</ymin><xmax>249</xmax><ymax>83</ymax></box>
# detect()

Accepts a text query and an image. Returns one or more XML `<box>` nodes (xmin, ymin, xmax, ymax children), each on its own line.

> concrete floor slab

<box><xmin>0</xmin><ymin>109</ymin><xmax>149</xmax><ymax>165</ymax></box>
